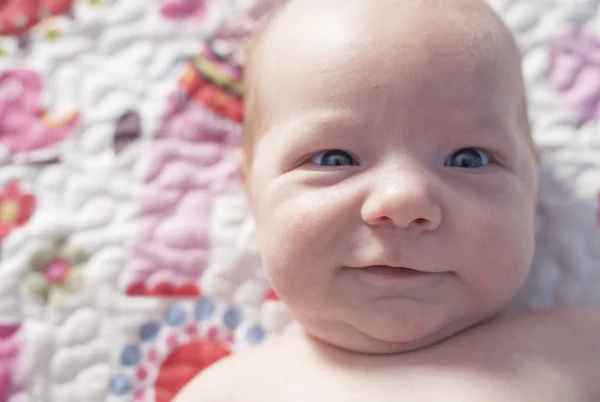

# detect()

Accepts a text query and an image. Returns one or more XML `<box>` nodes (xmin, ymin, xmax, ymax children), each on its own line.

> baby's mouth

<box><xmin>345</xmin><ymin>265</ymin><xmax>438</xmax><ymax>285</ymax></box>
<box><xmin>355</xmin><ymin>265</ymin><xmax>428</xmax><ymax>277</ymax></box>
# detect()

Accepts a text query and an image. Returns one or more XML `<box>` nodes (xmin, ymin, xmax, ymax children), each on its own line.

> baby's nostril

<box><xmin>414</xmin><ymin>218</ymin><xmax>428</xmax><ymax>225</ymax></box>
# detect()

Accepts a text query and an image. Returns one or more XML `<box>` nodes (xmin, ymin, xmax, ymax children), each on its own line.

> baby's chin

<box><xmin>301</xmin><ymin>308</ymin><xmax>504</xmax><ymax>355</ymax></box>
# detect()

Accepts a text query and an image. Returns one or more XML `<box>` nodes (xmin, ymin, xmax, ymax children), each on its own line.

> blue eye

<box><xmin>311</xmin><ymin>150</ymin><xmax>358</xmax><ymax>166</ymax></box>
<box><xmin>445</xmin><ymin>148</ymin><xmax>490</xmax><ymax>168</ymax></box>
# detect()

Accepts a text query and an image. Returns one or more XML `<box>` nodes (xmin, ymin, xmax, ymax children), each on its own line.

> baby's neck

<box><xmin>298</xmin><ymin>308</ymin><xmax>515</xmax><ymax>358</ymax></box>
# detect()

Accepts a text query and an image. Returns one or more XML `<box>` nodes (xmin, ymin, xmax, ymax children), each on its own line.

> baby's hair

<box><xmin>241</xmin><ymin>4</ymin><xmax>282</xmax><ymax>164</ymax></box>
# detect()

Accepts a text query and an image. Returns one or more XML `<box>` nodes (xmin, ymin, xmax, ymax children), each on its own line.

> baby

<box><xmin>175</xmin><ymin>0</ymin><xmax>600</xmax><ymax>400</ymax></box>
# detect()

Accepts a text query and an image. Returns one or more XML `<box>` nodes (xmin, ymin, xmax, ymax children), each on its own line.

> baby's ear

<box><xmin>234</xmin><ymin>147</ymin><xmax>249</xmax><ymax>185</ymax></box>
<box><xmin>234</xmin><ymin>147</ymin><xmax>255</xmax><ymax>212</ymax></box>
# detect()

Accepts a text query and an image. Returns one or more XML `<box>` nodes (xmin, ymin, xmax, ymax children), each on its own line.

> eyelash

<box><xmin>309</xmin><ymin>149</ymin><xmax>359</xmax><ymax>167</ymax></box>
<box><xmin>444</xmin><ymin>147</ymin><xmax>493</xmax><ymax>169</ymax></box>
<box><xmin>304</xmin><ymin>147</ymin><xmax>497</xmax><ymax>168</ymax></box>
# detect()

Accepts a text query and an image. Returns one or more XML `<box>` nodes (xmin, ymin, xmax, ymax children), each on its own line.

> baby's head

<box><xmin>238</xmin><ymin>0</ymin><xmax>539</xmax><ymax>354</ymax></box>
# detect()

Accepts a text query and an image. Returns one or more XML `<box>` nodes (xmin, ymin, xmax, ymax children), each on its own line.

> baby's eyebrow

<box><xmin>441</xmin><ymin>109</ymin><xmax>511</xmax><ymax>136</ymax></box>
<box><xmin>268</xmin><ymin>110</ymin><xmax>360</xmax><ymax>141</ymax></box>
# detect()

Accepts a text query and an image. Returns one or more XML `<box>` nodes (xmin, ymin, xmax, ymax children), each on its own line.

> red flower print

<box><xmin>0</xmin><ymin>182</ymin><xmax>35</xmax><ymax>239</ymax></box>
<box><xmin>154</xmin><ymin>340</ymin><xmax>230</xmax><ymax>402</ymax></box>
<box><xmin>0</xmin><ymin>0</ymin><xmax>74</xmax><ymax>36</ymax></box>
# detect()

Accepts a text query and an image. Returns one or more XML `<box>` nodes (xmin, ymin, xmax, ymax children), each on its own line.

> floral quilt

<box><xmin>0</xmin><ymin>0</ymin><xmax>598</xmax><ymax>401</ymax></box>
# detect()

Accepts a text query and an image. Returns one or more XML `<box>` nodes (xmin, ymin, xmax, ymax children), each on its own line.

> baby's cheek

<box><xmin>259</xmin><ymin>237</ymin><xmax>325</xmax><ymax>315</ymax></box>
<box><xmin>256</xmin><ymin>196</ymin><xmax>341</xmax><ymax>304</ymax></box>
<box><xmin>461</xmin><ymin>198</ymin><xmax>534</xmax><ymax>301</ymax></box>
<box><xmin>257</xmin><ymin>205</ymin><xmax>313</xmax><ymax>260</ymax></box>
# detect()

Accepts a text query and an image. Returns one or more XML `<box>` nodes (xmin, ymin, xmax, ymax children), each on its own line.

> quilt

<box><xmin>0</xmin><ymin>0</ymin><xmax>598</xmax><ymax>401</ymax></box>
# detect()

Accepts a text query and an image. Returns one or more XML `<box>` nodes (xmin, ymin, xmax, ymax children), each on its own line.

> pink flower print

<box><xmin>0</xmin><ymin>70</ymin><xmax>79</xmax><ymax>160</ymax></box>
<box><xmin>24</xmin><ymin>239</ymin><xmax>88</xmax><ymax>306</ymax></box>
<box><xmin>549</xmin><ymin>29</ymin><xmax>600</xmax><ymax>122</ymax></box>
<box><xmin>159</xmin><ymin>0</ymin><xmax>207</xmax><ymax>20</ymax></box>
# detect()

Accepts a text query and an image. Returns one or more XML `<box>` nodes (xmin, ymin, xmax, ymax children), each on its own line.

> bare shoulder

<box><xmin>172</xmin><ymin>336</ymin><xmax>290</xmax><ymax>402</ymax></box>
<box><xmin>512</xmin><ymin>306</ymin><xmax>600</xmax><ymax>384</ymax></box>
<box><xmin>518</xmin><ymin>304</ymin><xmax>600</xmax><ymax>325</ymax></box>
<box><xmin>461</xmin><ymin>306</ymin><xmax>600</xmax><ymax>381</ymax></box>
<box><xmin>501</xmin><ymin>305</ymin><xmax>600</xmax><ymax>347</ymax></box>
<box><xmin>395</xmin><ymin>306</ymin><xmax>600</xmax><ymax>401</ymax></box>
<box><xmin>529</xmin><ymin>306</ymin><xmax>600</xmax><ymax>354</ymax></box>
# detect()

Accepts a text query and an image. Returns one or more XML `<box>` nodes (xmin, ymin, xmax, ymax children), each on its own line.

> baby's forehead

<box><xmin>248</xmin><ymin>0</ymin><xmax>522</xmax><ymax>100</ymax></box>
<box><xmin>243</xmin><ymin>0</ymin><xmax>531</xmax><ymax>157</ymax></box>
<box><xmin>252</xmin><ymin>0</ymin><xmax>513</xmax><ymax>60</ymax></box>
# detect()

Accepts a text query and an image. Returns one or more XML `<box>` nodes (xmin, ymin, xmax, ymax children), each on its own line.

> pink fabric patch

<box><xmin>0</xmin><ymin>70</ymin><xmax>79</xmax><ymax>156</ymax></box>
<box><xmin>126</xmin><ymin>94</ymin><xmax>239</xmax><ymax>295</ymax></box>
<box><xmin>159</xmin><ymin>0</ymin><xmax>207</xmax><ymax>20</ymax></box>
<box><xmin>0</xmin><ymin>325</ymin><xmax>21</xmax><ymax>401</ymax></box>
<box><xmin>549</xmin><ymin>29</ymin><xmax>600</xmax><ymax>121</ymax></box>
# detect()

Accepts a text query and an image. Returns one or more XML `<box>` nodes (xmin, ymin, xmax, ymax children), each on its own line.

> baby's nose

<box><xmin>360</xmin><ymin>171</ymin><xmax>442</xmax><ymax>231</ymax></box>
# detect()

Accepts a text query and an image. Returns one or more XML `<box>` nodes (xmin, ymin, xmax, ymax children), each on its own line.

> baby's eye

<box><xmin>444</xmin><ymin>148</ymin><xmax>490</xmax><ymax>169</ymax></box>
<box><xmin>310</xmin><ymin>150</ymin><xmax>358</xmax><ymax>167</ymax></box>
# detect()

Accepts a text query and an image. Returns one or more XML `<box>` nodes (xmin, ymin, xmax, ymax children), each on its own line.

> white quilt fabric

<box><xmin>0</xmin><ymin>0</ymin><xmax>598</xmax><ymax>401</ymax></box>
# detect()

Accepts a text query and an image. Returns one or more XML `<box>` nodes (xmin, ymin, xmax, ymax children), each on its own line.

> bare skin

<box><xmin>175</xmin><ymin>0</ymin><xmax>600</xmax><ymax>400</ymax></box>
<box><xmin>175</xmin><ymin>307</ymin><xmax>600</xmax><ymax>402</ymax></box>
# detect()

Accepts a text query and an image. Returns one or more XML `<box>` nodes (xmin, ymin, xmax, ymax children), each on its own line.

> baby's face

<box><xmin>244</xmin><ymin>0</ymin><xmax>538</xmax><ymax>353</ymax></box>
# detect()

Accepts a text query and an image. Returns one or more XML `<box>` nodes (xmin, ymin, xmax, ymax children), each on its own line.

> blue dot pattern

<box><xmin>195</xmin><ymin>298</ymin><xmax>215</xmax><ymax>321</ymax></box>
<box><xmin>139</xmin><ymin>322</ymin><xmax>160</xmax><ymax>342</ymax></box>
<box><xmin>110</xmin><ymin>374</ymin><xmax>131</xmax><ymax>395</ymax></box>
<box><xmin>165</xmin><ymin>304</ymin><xmax>186</xmax><ymax>326</ymax></box>
<box><xmin>223</xmin><ymin>307</ymin><xmax>243</xmax><ymax>330</ymax></box>
<box><xmin>120</xmin><ymin>345</ymin><xmax>141</xmax><ymax>366</ymax></box>
<box><xmin>246</xmin><ymin>324</ymin><xmax>266</xmax><ymax>345</ymax></box>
